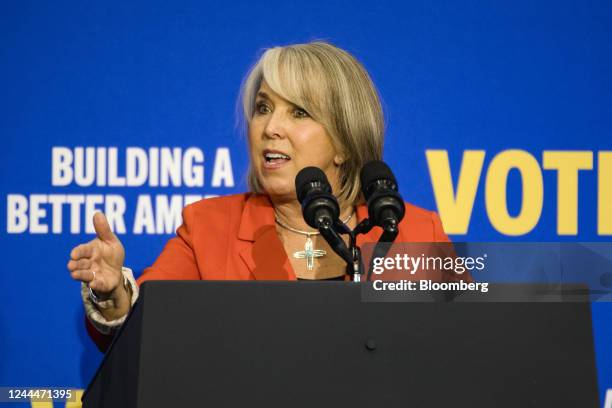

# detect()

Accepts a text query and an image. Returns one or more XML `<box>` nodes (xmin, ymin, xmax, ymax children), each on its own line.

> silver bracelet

<box><xmin>88</xmin><ymin>286</ymin><xmax>102</xmax><ymax>303</ymax></box>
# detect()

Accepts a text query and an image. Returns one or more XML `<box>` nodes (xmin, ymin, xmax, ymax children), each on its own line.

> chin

<box><xmin>261</xmin><ymin>181</ymin><xmax>296</xmax><ymax>201</ymax></box>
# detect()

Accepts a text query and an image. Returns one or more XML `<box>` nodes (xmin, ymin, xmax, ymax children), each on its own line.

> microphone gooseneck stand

<box><xmin>321</xmin><ymin>216</ymin><xmax>399</xmax><ymax>282</ymax></box>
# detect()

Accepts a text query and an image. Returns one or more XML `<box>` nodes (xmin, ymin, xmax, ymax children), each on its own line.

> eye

<box><xmin>255</xmin><ymin>101</ymin><xmax>271</xmax><ymax>115</ymax></box>
<box><xmin>292</xmin><ymin>107</ymin><xmax>310</xmax><ymax>119</ymax></box>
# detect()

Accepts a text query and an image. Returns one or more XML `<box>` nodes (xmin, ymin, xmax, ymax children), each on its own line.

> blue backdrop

<box><xmin>1</xmin><ymin>0</ymin><xmax>611</xmax><ymax>405</ymax></box>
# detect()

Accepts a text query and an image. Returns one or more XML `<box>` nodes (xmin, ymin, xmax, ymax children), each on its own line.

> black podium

<box><xmin>82</xmin><ymin>281</ymin><xmax>599</xmax><ymax>407</ymax></box>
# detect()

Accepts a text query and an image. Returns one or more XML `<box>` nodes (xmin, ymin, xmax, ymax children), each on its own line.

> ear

<box><xmin>333</xmin><ymin>154</ymin><xmax>344</xmax><ymax>166</ymax></box>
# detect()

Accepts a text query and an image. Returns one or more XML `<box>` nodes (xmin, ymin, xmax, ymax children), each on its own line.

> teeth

<box><xmin>265</xmin><ymin>152</ymin><xmax>290</xmax><ymax>160</ymax></box>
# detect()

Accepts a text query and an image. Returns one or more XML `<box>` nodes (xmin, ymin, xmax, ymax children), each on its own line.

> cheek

<box><xmin>294</xmin><ymin>129</ymin><xmax>336</xmax><ymax>161</ymax></box>
<box><xmin>310</xmin><ymin>141</ymin><xmax>337</xmax><ymax>168</ymax></box>
<box><xmin>247</xmin><ymin>129</ymin><xmax>260</xmax><ymax>158</ymax></box>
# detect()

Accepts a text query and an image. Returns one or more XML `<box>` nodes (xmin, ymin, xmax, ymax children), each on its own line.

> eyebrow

<box><xmin>256</xmin><ymin>91</ymin><xmax>305</xmax><ymax>110</ymax></box>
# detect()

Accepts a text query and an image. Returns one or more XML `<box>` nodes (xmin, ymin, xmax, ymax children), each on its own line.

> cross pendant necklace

<box><xmin>293</xmin><ymin>234</ymin><xmax>326</xmax><ymax>271</ymax></box>
<box><xmin>274</xmin><ymin>212</ymin><xmax>353</xmax><ymax>271</ymax></box>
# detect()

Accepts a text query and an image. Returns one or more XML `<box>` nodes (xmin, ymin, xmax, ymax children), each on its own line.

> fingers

<box><xmin>70</xmin><ymin>243</ymin><xmax>95</xmax><ymax>260</ymax></box>
<box><xmin>69</xmin><ymin>268</ymin><xmax>95</xmax><ymax>283</ymax></box>
<box><xmin>69</xmin><ymin>266</ymin><xmax>109</xmax><ymax>293</ymax></box>
<box><xmin>67</xmin><ymin>258</ymin><xmax>92</xmax><ymax>271</ymax></box>
<box><xmin>67</xmin><ymin>244</ymin><xmax>96</xmax><ymax>284</ymax></box>
<box><xmin>93</xmin><ymin>212</ymin><xmax>116</xmax><ymax>243</ymax></box>
<box><xmin>68</xmin><ymin>215</ymin><xmax>123</xmax><ymax>293</ymax></box>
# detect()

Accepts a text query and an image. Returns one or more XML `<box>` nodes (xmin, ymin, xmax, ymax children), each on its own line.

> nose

<box><xmin>263</xmin><ymin>110</ymin><xmax>287</xmax><ymax>139</ymax></box>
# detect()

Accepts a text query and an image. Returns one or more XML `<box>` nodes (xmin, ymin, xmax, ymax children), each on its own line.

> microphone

<box><xmin>360</xmin><ymin>160</ymin><xmax>405</xmax><ymax>233</ymax></box>
<box><xmin>295</xmin><ymin>167</ymin><xmax>340</xmax><ymax>229</ymax></box>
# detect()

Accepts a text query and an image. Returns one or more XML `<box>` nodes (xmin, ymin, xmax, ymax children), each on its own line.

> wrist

<box><xmin>111</xmin><ymin>278</ymin><xmax>131</xmax><ymax>308</ymax></box>
<box><xmin>89</xmin><ymin>269</ymin><xmax>129</xmax><ymax>308</ymax></box>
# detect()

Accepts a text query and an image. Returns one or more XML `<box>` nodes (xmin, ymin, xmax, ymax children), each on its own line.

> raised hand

<box><xmin>67</xmin><ymin>212</ymin><xmax>126</xmax><ymax>301</ymax></box>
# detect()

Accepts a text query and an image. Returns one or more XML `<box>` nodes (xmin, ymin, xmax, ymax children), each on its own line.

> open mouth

<box><xmin>263</xmin><ymin>151</ymin><xmax>291</xmax><ymax>166</ymax></box>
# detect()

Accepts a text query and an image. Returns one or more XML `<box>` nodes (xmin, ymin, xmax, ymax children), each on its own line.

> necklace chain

<box><xmin>275</xmin><ymin>212</ymin><xmax>354</xmax><ymax>236</ymax></box>
<box><xmin>275</xmin><ymin>211</ymin><xmax>353</xmax><ymax>271</ymax></box>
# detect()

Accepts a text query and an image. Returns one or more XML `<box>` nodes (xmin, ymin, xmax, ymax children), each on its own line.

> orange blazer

<box><xmin>88</xmin><ymin>193</ymin><xmax>454</xmax><ymax>350</ymax></box>
<box><xmin>136</xmin><ymin>193</ymin><xmax>450</xmax><ymax>285</ymax></box>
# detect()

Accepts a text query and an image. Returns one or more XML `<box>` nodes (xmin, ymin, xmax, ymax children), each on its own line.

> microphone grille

<box><xmin>360</xmin><ymin>161</ymin><xmax>396</xmax><ymax>194</ymax></box>
<box><xmin>295</xmin><ymin>167</ymin><xmax>331</xmax><ymax>203</ymax></box>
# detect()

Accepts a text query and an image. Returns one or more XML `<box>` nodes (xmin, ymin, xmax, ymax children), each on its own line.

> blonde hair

<box><xmin>240</xmin><ymin>41</ymin><xmax>384</xmax><ymax>206</ymax></box>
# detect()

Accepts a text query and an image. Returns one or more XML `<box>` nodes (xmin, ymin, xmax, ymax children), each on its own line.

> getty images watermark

<box><xmin>360</xmin><ymin>243</ymin><xmax>612</xmax><ymax>302</ymax></box>
<box><xmin>369</xmin><ymin>251</ymin><xmax>489</xmax><ymax>293</ymax></box>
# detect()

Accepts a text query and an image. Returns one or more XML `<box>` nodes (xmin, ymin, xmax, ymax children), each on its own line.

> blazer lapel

<box><xmin>237</xmin><ymin>194</ymin><xmax>296</xmax><ymax>281</ymax></box>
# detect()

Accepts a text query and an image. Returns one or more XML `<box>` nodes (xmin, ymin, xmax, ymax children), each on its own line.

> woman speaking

<box><xmin>67</xmin><ymin>41</ymin><xmax>451</xmax><ymax>350</ymax></box>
